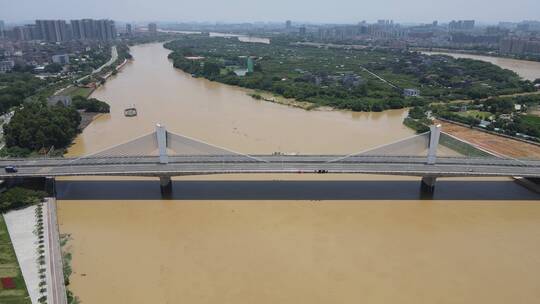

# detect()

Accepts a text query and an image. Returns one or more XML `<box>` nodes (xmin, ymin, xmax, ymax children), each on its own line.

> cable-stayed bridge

<box><xmin>1</xmin><ymin>124</ymin><xmax>538</xmax><ymax>194</ymax></box>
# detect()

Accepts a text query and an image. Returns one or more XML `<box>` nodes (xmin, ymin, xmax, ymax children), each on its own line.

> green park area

<box><xmin>60</xmin><ymin>86</ymin><xmax>94</xmax><ymax>99</ymax></box>
<box><xmin>0</xmin><ymin>215</ymin><xmax>30</xmax><ymax>304</ymax></box>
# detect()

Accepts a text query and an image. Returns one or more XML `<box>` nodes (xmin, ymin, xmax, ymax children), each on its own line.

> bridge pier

<box><xmin>159</xmin><ymin>176</ymin><xmax>172</xmax><ymax>197</ymax></box>
<box><xmin>421</xmin><ymin>176</ymin><xmax>437</xmax><ymax>194</ymax></box>
<box><xmin>44</xmin><ymin>177</ymin><xmax>57</xmax><ymax>197</ymax></box>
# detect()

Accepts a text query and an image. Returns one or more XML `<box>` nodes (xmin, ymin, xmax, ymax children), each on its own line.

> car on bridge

<box><xmin>4</xmin><ymin>166</ymin><xmax>18</xmax><ymax>173</ymax></box>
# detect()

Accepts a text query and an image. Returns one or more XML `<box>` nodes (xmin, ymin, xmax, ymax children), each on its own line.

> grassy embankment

<box><xmin>0</xmin><ymin>216</ymin><xmax>30</xmax><ymax>304</ymax></box>
<box><xmin>60</xmin><ymin>86</ymin><xmax>94</xmax><ymax>99</ymax></box>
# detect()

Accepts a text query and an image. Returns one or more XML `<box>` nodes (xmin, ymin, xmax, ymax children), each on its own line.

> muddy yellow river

<box><xmin>58</xmin><ymin>43</ymin><xmax>540</xmax><ymax>304</ymax></box>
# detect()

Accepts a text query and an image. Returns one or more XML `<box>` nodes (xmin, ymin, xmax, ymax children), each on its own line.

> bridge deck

<box><xmin>0</xmin><ymin>155</ymin><xmax>538</xmax><ymax>178</ymax></box>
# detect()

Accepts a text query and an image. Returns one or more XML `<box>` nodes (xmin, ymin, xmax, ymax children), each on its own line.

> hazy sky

<box><xmin>1</xmin><ymin>0</ymin><xmax>539</xmax><ymax>24</ymax></box>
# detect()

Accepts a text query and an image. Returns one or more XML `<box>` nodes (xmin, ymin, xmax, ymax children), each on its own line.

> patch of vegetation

<box><xmin>431</xmin><ymin>94</ymin><xmax>540</xmax><ymax>140</ymax></box>
<box><xmin>34</xmin><ymin>203</ymin><xmax>47</xmax><ymax>304</ymax></box>
<box><xmin>164</xmin><ymin>35</ymin><xmax>534</xmax><ymax>112</ymax></box>
<box><xmin>116</xmin><ymin>43</ymin><xmax>133</xmax><ymax>61</ymax></box>
<box><xmin>403</xmin><ymin>117</ymin><xmax>430</xmax><ymax>133</ymax></box>
<box><xmin>3</xmin><ymin>101</ymin><xmax>81</xmax><ymax>154</ymax></box>
<box><xmin>72</xmin><ymin>96</ymin><xmax>110</xmax><ymax>113</ymax></box>
<box><xmin>248</xmin><ymin>93</ymin><xmax>263</xmax><ymax>100</ymax></box>
<box><xmin>439</xmin><ymin>111</ymin><xmax>481</xmax><ymax>127</ymax></box>
<box><xmin>403</xmin><ymin>106</ymin><xmax>431</xmax><ymax>133</ymax></box>
<box><xmin>0</xmin><ymin>187</ymin><xmax>46</xmax><ymax>213</ymax></box>
<box><xmin>458</xmin><ymin>110</ymin><xmax>492</xmax><ymax>120</ymax></box>
<box><xmin>61</xmin><ymin>86</ymin><xmax>94</xmax><ymax>99</ymax></box>
<box><xmin>0</xmin><ymin>215</ymin><xmax>31</xmax><ymax>304</ymax></box>
<box><xmin>60</xmin><ymin>234</ymin><xmax>80</xmax><ymax>304</ymax></box>
<box><xmin>514</xmin><ymin>115</ymin><xmax>540</xmax><ymax>138</ymax></box>
<box><xmin>0</xmin><ymin>73</ymin><xmax>47</xmax><ymax>115</ymax></box>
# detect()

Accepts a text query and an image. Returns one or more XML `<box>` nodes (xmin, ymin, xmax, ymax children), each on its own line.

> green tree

<box><xmin>0</xmin><ymin>187</ymin><xmax>46</xmax><ymax>212</ymax></box>
<box><xmin>44</xmin><ymin>63</ymin><xmax>63</xmax><ymax>73</ymax></box>
<box><xmin>3</xmin><ymin>101</ymin><xmax>81</xmax><ymax>151</ymax></box>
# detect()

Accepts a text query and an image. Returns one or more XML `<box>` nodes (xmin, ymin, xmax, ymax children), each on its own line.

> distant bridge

<box><xmin>1</xmin><ymin>125</ymin><xmax>539</xmax><ymax>194</ymax></box>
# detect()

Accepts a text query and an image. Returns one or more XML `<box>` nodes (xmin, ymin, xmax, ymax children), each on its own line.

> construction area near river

<box><xmin>437</xmin><ymin>120</ymin><xmax>540</xmax><ymax>158</ymax></box>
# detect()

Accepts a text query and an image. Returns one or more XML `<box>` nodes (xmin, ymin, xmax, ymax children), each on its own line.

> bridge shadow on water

<box><xmin>56</xmin><ymin>180</ymin><xmax>540</xmax><ymax>201</ymax></box>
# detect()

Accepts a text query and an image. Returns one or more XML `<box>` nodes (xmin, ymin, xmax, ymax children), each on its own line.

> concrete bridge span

<box><xmin>1</xmin><ymin>125</ymin><xmax>538</xmax><ymax>196</ymax></box>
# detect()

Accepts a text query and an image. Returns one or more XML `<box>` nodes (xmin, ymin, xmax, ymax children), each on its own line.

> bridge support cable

<box><xmin>73</xmin><ymin>124</ymin><xmax>267</xmax><ymax>164</ymax></box>
<box><xmin>166</xmin><ymin>131</ymin><xmax>267</xmax><ymax>162</ymax></box>
<box><xmin>327</xmin><ymin>131</ymin><xmax>431</xmax><ymax>163</ymax></box>
<box><xmin>75</xmin><ymin>131</ymin><xmax>159</xmax><ymax>159</ymax></box>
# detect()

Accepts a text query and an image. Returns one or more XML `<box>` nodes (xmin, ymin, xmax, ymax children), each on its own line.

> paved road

<box><xmin>75</xmin><ymin>45</ymin><xmax>118</xmax><ymax>84</ymax></box>
<box><xmin>46</xmin><ymin>198</ymin><xmax>67</xmax><ymax>304</ymax></box>
<box><xmin>91</xmin><ymin>46</ymin><xmax>118</xmax><ymax>75</ymax></box>
<box><xmin>0</xmin><ymin>155</ymin><xmax>538</xmax><ymax>178</ymax></box>
<box><xmin>360</xmin><ymin>66</ymin><xmax>399</xmax><ymax>89</ymax></box>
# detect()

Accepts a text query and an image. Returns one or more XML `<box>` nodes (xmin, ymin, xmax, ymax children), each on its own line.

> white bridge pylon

<box><xmin>84</xmin><ymin>124</ymin><xmax>266</xmax><ymax>162</ymax></box>
<box><xmin>328</xmin><ymin>124</ymin><xmax>501</xmax><ymax>163</ymax></box>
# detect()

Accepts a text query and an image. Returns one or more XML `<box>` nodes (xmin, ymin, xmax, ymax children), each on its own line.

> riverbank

<box><xmin>422</xmin><ymin>50</ymin><xmax>540</xmax><ymax>81</ymax></box>
<box><xmin>415</xmin><ymin>47</ymin><xmax>540</xmax><ymax>64</ymax></box>
<box><xmin>248</xmin><ymin>91</ymin><xmax>318</xmax><ymax>110</ymax></box>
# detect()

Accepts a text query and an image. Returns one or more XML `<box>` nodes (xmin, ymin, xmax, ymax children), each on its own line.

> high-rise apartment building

<box><xmin>71</xmin><ymin>19</ymin><xmax>85</xmax><ymax>40</ymax></box>
<box><xmin>95</xmin><ymin>19</ymin><xmax>116</xmax><ymax>41</ymax></box>
<box><xmin>0</xmin><ymin>20</ymin><xmax>5</xmax><ymax>39</ymax></box>
<box><xmin>36</xmin><ymin>20</ymin><xmax>69</xmax><ymax>42</ymax></box>
<box><xmin>148</xmin><ymin>23</ymin><xmax>157</xmax><ymax>34</ymax></box>
<box><xmin>70</xmin><ymin>19</ymin><xmax>116</xmax><ymax>41</ymax></box>
<box><xmin>286</xmin><ymin>20</ymin><xmax>292</xmax><ymax>29</ymax></box>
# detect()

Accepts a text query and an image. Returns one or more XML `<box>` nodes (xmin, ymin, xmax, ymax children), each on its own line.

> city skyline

<box><xmin>1</xmin><ymin>0</ymin><xmax>540</xmax><ymax>24</ymax></box>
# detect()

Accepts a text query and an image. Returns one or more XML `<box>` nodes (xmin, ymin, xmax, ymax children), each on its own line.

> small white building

<box><xmin>403</xmin><ymin>88</ymin><xmax>420</xmax><ymax>97</ymax></box>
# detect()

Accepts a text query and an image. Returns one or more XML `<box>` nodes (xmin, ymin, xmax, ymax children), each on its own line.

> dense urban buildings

<box><xmin>449</xmin><ymin>20</ymin><xmax>475</xmax><ymax>31</ymax></box>
<box><xmin>2</xmin><ymin>19</ymin><xmax>117</xmax><ymax>42</ymax></box>
<box><xmin>500</xmin><ymin>37</ymin><xmax>540</xmax><ymax>55</ymax></box>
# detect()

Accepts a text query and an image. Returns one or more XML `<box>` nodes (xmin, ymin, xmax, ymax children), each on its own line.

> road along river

<box><xmin>58</xmin><ymin>43</ymin><xmax>540</xmax><ymax>304</ymax></box>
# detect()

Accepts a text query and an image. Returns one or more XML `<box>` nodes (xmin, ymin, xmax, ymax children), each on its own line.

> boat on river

<box><xmin>124</xmin><ymin>105</ymin><xmax>137</xmax><ymax>117</ymax></box>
